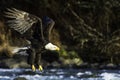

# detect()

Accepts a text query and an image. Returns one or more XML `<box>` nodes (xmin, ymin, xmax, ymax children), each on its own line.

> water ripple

<box><xmin>0</xmin><ymin>68</ymin><xmax>120</xmax><ymax>80</ymax></box>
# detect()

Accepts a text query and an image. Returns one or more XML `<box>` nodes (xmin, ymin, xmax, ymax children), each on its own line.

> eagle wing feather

<box><xmin>5</xmin><ymin>8</ymin><xmax>38</xmax><ymax>34</ymax></box>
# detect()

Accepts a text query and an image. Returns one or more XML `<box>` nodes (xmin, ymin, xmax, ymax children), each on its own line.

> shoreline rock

<box><xmin>0</xmin><ymin>54</ymin><xmax>120</xmax><ymax>70</ymax></box>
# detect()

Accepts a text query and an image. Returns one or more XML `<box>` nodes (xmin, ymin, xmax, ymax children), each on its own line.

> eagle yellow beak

<box><xmin>56</xmin><ymin>47</ymin><xmax>60</xmax><ymax>51</ymax></box>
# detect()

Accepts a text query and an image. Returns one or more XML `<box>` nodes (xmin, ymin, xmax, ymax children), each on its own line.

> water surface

<box><xmin>0</xmin><ymin>68</ymin><xmax>120</xmax><ymax>80</ymax></box>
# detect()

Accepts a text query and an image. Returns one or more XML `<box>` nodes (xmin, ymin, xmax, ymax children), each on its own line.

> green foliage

<box><xmin>60</xmin><ymin>48</ymin><xmax>80</xmax><ymax>59</ymax></box>
<box><xmin>59</xmin><ymin>47</ymin><xmax>68</xmax><ymax>58</ymax></box>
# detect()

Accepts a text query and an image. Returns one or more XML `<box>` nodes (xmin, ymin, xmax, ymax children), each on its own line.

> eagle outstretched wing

<box><xmin>4</xmin><ymin>8</ymin><xmax>39</xmax><ymax>34</ymax></box>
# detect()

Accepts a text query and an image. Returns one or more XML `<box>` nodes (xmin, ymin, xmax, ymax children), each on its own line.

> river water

<box><xmin>0</xmin><ymin>68</ymin><xmax>120</xmax><ymax>80</ymax></box>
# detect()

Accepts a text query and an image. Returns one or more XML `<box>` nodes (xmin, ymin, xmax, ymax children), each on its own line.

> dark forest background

<box><xmin>0</xmin><ymin>0</ymin><xmax>120</xmax><ymax>68</ymax></box>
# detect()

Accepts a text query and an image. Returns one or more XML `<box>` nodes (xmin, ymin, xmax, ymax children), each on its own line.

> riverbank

<box><xmin>0</xmin><ymin>54</ymin><xmax>120</xmax><ymax>70</ymax></box>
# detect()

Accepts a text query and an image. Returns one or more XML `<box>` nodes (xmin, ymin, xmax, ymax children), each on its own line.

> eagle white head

<box><xmin>45</xmin><ymin>43</ymin><xmax>60</xmax><ymax>51</ymax></box>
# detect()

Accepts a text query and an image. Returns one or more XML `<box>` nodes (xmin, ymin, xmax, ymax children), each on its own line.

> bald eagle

<box><xmin>5</xmin><ymin>8</ymin><xmax>60</xmax><ymax>71</ymax></box>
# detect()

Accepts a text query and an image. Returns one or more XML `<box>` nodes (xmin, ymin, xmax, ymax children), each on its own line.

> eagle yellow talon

<box><xmin>32</xmin><ymin>65</ymin><xmax>36</xmax><ymax>71</ymax></box>
<box><xmin>38</xmin><ymin>65</ymin><xmax>43</xmax><ymax>71</ymax></box>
